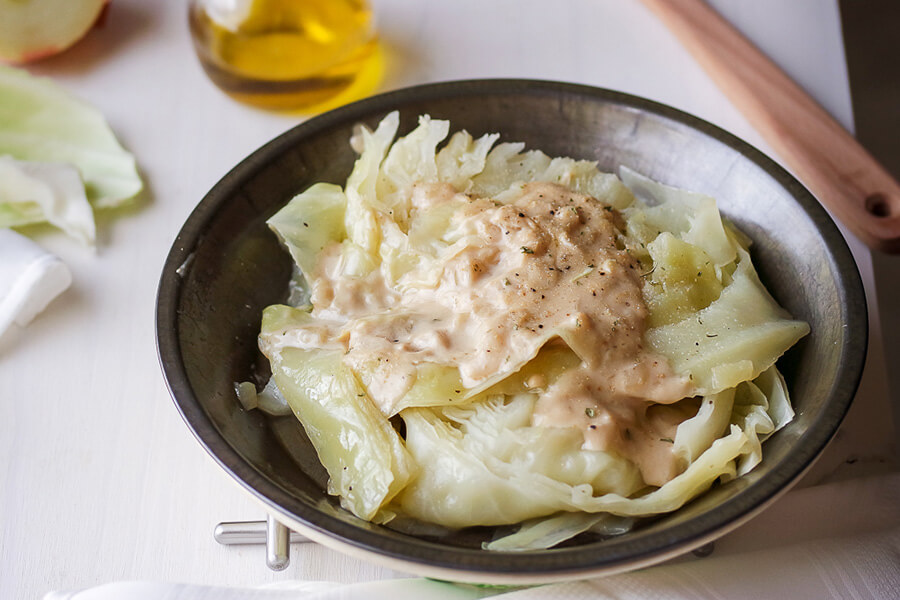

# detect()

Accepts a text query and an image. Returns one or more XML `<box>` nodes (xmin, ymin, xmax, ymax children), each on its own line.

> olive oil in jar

<box><xmin>189</xmin><ymin>0</ymin><xmax>382</xmax><ymax>112</ymax></box>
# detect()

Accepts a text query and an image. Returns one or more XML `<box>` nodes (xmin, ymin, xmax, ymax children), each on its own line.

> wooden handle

<box><xmin>641</xmin><ymin>0</ymin><xmax>900</xmax><ymax>252</ymax></box>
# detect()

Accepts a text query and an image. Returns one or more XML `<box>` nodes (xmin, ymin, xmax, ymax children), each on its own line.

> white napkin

<box><xmin>44</xmin><ymin>578</ymin><xmax>496</xmax><ymax>600</ymax></box>
<box><xmin>0</xmin><ymin>228</ymin><xmax>72</xmax><ymax>336</ymax></box>
<box><xmin>45</xmin><ymin>472</ymin><xmax>900</xmax><ymax>600</ymax></box>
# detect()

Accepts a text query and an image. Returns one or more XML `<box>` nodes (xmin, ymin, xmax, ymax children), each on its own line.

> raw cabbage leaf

<box><xmin>0</xmin><ymin>65</ymin><xmax>142</xmax><ymax>232</ymax></box>
<box><xmin>0</xmin><ymin>157</ymin><xmax>94</xmax><ymax>245</ymax></box>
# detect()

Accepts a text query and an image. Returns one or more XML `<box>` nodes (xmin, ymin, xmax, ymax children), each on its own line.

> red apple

<box><xmin>0</xmin><ymin>0</ymin><xmax>109</xmax><ymax>64</ymax></box>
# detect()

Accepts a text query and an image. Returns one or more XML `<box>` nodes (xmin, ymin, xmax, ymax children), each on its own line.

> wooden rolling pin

<box><xmin>641</xmin><ymin>0</ymin><xmax>900</xmax><ymax>253</ymax></box>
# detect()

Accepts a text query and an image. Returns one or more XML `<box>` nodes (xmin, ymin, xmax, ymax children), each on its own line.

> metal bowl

<box><xmin>156</xmin><ymin>79</ymin><xmax>866</xmax><ymax>583</ymax></box>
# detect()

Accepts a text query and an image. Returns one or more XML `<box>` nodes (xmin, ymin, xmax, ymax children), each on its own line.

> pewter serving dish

<box><xmin>156</xmin><ymin>80</ymin><xmax>866</xmax><ymax>583</ymax></box>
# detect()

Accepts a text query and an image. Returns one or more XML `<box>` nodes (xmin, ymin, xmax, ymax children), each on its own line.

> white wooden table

<box><xmin>2</xmin><ymin>1</ymin><xmax>896</xmax><ymax>597</ymax></box>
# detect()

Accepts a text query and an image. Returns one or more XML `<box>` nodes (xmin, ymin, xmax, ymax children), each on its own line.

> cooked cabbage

<box><xmin>256</xmin><ymin>112</ymin><xmax>809</xmax><ymax>550</ymax></box>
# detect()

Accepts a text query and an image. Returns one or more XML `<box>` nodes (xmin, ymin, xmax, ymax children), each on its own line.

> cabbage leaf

<box><xmin>646</xmin><ymin>246</ymin><xmax>809</xmax><ymax>394</ymax></box>
<box><xmin>0</xmin><ymin>65</ymin><xmax>142</xmax><ymax>236</ymax></box>
<box><xmin>261</xmin><ymin>304</ymin><xmax>414</xmax><ymax>522</ymax></box>
<box><xmin>0</xmin><ymin>157</ymin><xmax>95</xmax><ymax>244</ymax></box>
<box><xmin>267</xmin><ymin>183</ymin><xmax>347</xmax><ymax>278</ymax></box>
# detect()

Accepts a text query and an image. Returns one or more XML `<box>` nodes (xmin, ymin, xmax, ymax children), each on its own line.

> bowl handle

<box><xmin>214</xmin><ymin>515</ymin><xmax>311</xmax><ymax>570</ymax></box>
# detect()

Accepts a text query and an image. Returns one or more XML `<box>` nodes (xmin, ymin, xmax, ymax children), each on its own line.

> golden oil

<box><xmin>189</xmin><ymin>0</ymin><xmax>382</xmax><ymax>112</ymax></box>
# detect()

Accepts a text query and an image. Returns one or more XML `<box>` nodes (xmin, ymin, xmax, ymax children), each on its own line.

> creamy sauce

<box><xmin>266</xmin><ymin>181</ymin><xmax>696</xmax><ymax>487</ymax></box>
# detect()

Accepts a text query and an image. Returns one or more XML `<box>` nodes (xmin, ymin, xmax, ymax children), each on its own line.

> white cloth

<box><xmin>44</xmin><ymin>472</ymin><xmax>900</xmax><ymax>600</ymax></box>
<box><xmin>44</xmin><ymin>579</ymin><xmax>495</xmax><ymax>600</ymax></box>
<box><xmin>0</xmin><ymin>228</ymin><xmax>72</xmax><ymax>336</ymax></box>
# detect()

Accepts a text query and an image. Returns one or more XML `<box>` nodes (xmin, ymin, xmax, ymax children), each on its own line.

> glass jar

<box><xmin>188</xmin><ymin>0</ymin><xmax>382</xmax><ymax>112</ymax></box>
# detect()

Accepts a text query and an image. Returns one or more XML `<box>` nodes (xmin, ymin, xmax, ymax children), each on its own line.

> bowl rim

<box><xmin>155</xmin><ymin>78</ymin><xmax>868</xmax><ymax>582</ymax></box>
